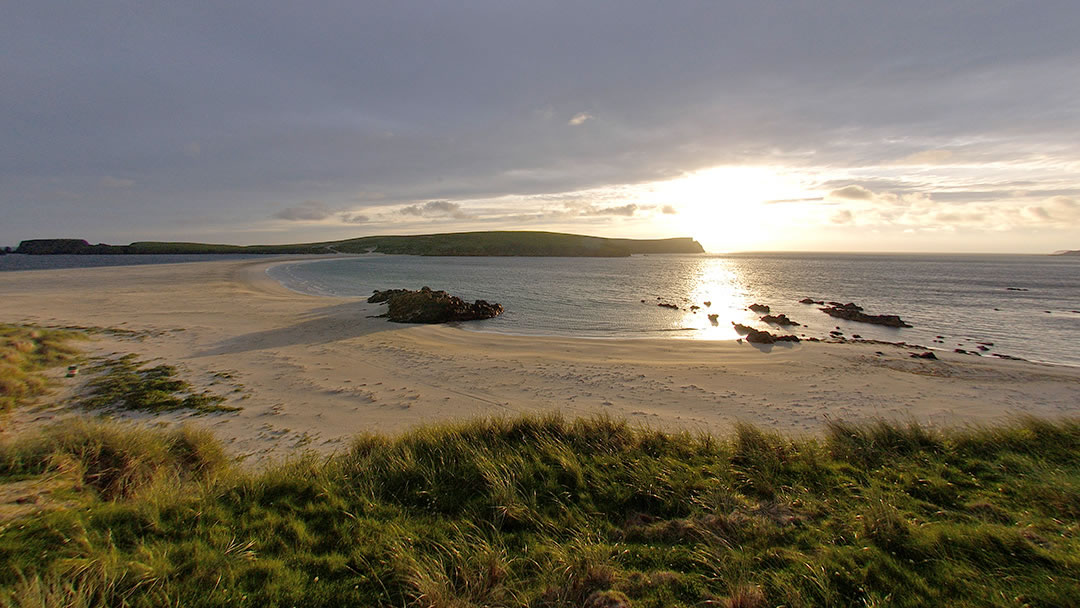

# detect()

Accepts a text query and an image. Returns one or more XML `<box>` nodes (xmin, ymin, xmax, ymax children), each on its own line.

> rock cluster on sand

<box><xmin>368</xmin><ymin>287</ymin><xmax>503</xmax><ymax>323</ymax></box>
<box><xmin>732</xmin><ymin>323</ymin><xmax>800</xmax><ymax>344</ymax></box>
<box><xmin>761</xmin><ymin>313</ymin><xmax>800</xmax><ymax>326</ymax></box>
<box><xmin>818</xmin><ymin>302</ymin><xmax>912</xmax><ymax>328</ymax></box>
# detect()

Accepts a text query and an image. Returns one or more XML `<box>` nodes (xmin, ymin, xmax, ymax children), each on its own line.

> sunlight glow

<box><xmin>645</xmin><ymin>166</ymin><xmax>817</xmax><ymax>252</ymax></box>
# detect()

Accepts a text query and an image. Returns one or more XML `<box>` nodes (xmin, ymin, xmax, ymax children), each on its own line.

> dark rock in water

<box><xmin>829</xmin><ymin>330</ymin><xmax>844</xmax><ymax>337</ymax></box>
<box><xmin>640</xmin><ymin>299</ymin><xmax>646</xmax><ymax>303</ymax></box>
<box><xmin>852</xmin><ymin>334</ymin><xmax>862</xmax><ymax>339</ymax></box>
<box><xmin>977</xmin><ymin>345</ymin><xmax>990</xmax><ymax>351</ymax></box>
<box><xmin>372</xmin><ymin>286</ymin><xmax>503</xmax><ymax>323</ymax></box>
<box><xmin>707</xmin><ymin>313</ymin><xmax>719</xmax><ymax>324</ymax></box>
<box><xmin>992</xmin><ymin>353</ymin><xmax>1026</xmax><ymax>361</ymax></box>
<box><xmin>910</xmin><ymin>351</ymin><xmax>937</xmax><ymax>360</ymax></box>
<box><xmin>748</xmin><ymin>303</ymin><xmax>770</xmax><ymax>313</ymax></box>
<box><xmin>1005</xmin><ymin>287</ymin><xmax>1029</xmax><ymax>291</ymax></box>
<box><xmin>955</xmin><ymin>348</ymin><xmax>969</xmax><ymax>354</ymax></box>
<box><xmin>690</xmin><ymin>305</ymin><xmax>700</xmax><ymax>311</ymax></box>
<box><xmin>732</xmin><ymin>323</ymin><xmax>799</xmax><ymax>344</ymax></box>
<box><xmin>799</xmin><ymin>297</ymin><xmax>816</xmax><ymax>304</ymax></box>
<box><xmin>819</xmin><ymin>302</ymin><xmax>912</xmax><ymax>328</ymax></box>
<box><xmin>703</xmin><ymin>301</ymin><xmax>712</xmax><ymax>307</ymax></box>
<box><xmin>761</xmin><ymin>313</ymin><xmax>800</xmax><ymax>326</ymax></box>
<box><xmin>658</xmin><ymin>302</ymin><xmax>679</xmax><ymax>310</ymax></box>
<box><xmin>368</xmin><ymin>289</ymin><xmax>412</xmax><ymax>304</ymax></box>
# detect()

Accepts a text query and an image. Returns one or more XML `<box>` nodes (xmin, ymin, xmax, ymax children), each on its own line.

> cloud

<box><xmin>592</xmin><ymin>203</ymin><xmax>637</xmax><ymax>216</ymax></box>
<box><xmin>274</xmin><ymin>200</ymin><xmax>333</xmax><ymax>221</ymax></box>
<box><xmin>339</xmin><ymin>213</ymin><xmax>370</xmax><ymax>224</ymax></box>
<box><xmin>399</xmin><ymin>200</ymin><xmax>469</xmax><ymax>219</ymax></box>
<box><xmin>1022</xmin><ymin>196</ymin><xmax>1079</xmax><ymax>225</ymax></box>
<box><xmin>352</xmin><ymin>191</ymin><xmax>386</xmax><ymax>202</ymax></box>
<box><xmin>827</xmin><ymin>185</ymin><xmax>874</xmax><ymax>200</ymax></box>
<box><xmin>830</xmin><ymin>210</ymin><xmax>854</xmax><ymax>224</ymax></box>
<box><xmin>893</xmin><ymin>149</ymin><xmax>954</xmax><ymax>165</ymax></box>
<box><xmin>661</xmin><ymin>205</ymin><xmax>678</xmax><ymax>215</ymax></box>
<box><xmin>568</xmin><ymin>112</ymin><xmax>593</xmax><ymax>126</ymax></box>
<box><xmin>100</xmin><ymin>176</ymin><xmax>135</xmax><ymax>188</ymax></box>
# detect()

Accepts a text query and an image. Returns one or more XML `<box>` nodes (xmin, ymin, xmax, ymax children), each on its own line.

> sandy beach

<box><xmin>1</xmin><ymin>256</ymin><xmax>1078</xmax><ymax>464</ymax></box>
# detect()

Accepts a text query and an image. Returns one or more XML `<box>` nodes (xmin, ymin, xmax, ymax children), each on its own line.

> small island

<box><xmin>13</xmin><ymin>231</ymin><xmax>705</xmax><ymax>258</ymax></box>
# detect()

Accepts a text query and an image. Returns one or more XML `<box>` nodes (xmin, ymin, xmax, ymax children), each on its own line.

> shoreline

<box><xmin>1</xmin><ymin>257</ymin><xmax>1078</xmax><ymax>465</ymax></box>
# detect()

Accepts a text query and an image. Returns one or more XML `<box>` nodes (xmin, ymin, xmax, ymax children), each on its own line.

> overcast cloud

<box><xmin>2</xmin><ymin>1</ymin><xmax>1079</xmax><ymax>252</ymax></box>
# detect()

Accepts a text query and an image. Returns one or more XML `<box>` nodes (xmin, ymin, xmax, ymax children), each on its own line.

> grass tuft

<box><xmin>2</xmin><ymin>414</ymin><xmax>1079</xmax><ymax>606</ymax></box>
<box><xmin>0</xmin><ymin>420</ymin><xmax>229</xmax><ymax>500</ymax></box>
<box><xmin>0</xmin><ymin>324</ymin><xmax>82</xmax><ymax>412</ymax></box>
<box><xmin>80</xmin><ymin>354</ymin><xmax>239</xmax><ymax>414</ymax></box>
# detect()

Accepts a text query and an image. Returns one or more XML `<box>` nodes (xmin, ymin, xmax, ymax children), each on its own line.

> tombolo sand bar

<box><xmin>1</xmin><ymin>257</ymin><xmax>1078</xmax><ymax>464</ymax></box>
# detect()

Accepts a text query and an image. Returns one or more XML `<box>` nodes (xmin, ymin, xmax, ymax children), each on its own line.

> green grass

<box><xmin>1</xmin><ymin>414</ymin><xmax>1077</xmax><ymax>607</ymax></box>
<box><xmin>0</xmin><ymin>324</ymin><xmax>82</xmax><ymax>412</ymax></box>
<box><xmin>79</xmin><ymin>354</ymin><xmax>239</xmax><ymax>414</ymax></box>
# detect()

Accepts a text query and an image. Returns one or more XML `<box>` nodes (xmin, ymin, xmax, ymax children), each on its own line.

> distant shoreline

<box><xmin>10</xmin><ymin>231</ymin><xmax>706</xmax><ymax>257</ymax></box>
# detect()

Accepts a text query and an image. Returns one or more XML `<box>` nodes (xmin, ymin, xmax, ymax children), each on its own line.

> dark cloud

<box><xmin>2</xmin><ymin>2</ymin><xmax>1079</xmax><ymax>247</ymax></box>
<box><xmin>828</xmin><ymin>185</ymin><xmax>875</xmax><ymax>201</ymax></box>
<box><xmin>399</xmin><ymin>200</ymin><xmax>470</xmax><ymax>219</ymax></box>
<box><xmin>339</xmin><ymin>213</ymin><xmax>370</xmax><ymax>224</ymax></box>
<box><xmin>274</xmin><ymin>201</ymin><xmax>332</xmax><ymax>221</ymax></box>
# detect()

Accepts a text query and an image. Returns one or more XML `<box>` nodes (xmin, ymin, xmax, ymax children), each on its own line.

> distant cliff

<box><xmin>15</xmin><ymin>232</ymin><xmax>706</xmax><ymax>257</ymax></box>
<box><xmin>1053</xmin><ymin>250</ymin><xmax>1080</xmax><ymax>256</ymax></box>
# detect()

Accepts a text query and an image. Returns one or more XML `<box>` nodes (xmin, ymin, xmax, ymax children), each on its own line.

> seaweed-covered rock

<box><xmin>819</xmin><ymin>302</ymin><xmax>912</xmax><ymax>328</ymax></box>
<box><xmin>371</xmin><ymin>287</ymin><xmax>503</xmax><ymax>323</ymax></box>
<box><xmin>732</xmin><ymin>323</ymin><xmax>800</xmax><ymax>344</ymax></box>
<box><xmin>367</xmin><ymin>289</ymin><xmax>412</xmax><ymax>303</ymax></box>
<box><xmin>761</xmin><ymin>313</ymin><xmax>800</xmax><ymax>326</ymax></box>
<box><xmin>748</xmin><ymin>303</ymin><xmax>770</xmax><ymax>313</ymax></box>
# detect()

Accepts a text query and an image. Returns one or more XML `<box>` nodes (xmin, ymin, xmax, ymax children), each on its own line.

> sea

<box><xmin>3</xmin><ymin>252</ymin><xmax>1077</xmax><ymax>367</ymax></box>
<box><xmin>267</xmin><ymin>253</ymin><xmax>1080</xmax><ymax>367</ymax></box>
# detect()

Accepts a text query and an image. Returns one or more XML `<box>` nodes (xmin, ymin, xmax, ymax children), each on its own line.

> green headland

<box><xmin>13</xmin><ymin>231</ymin><xmax>706</xmax><ymax>257</ymax></box>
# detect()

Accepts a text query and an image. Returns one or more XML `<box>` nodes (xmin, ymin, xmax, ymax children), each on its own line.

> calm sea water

<box><xmin>268</xmin><ymin>253</ymin><xmax>1080</xmax><ymax>367</ymax></box>
<box><xmin>0</xmin><ymin>253</ymin><xmax>266</xmax><ymax>271</ymax></box>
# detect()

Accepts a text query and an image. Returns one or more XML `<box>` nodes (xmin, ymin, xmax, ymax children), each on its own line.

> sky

<box><xmin>2</xmin><ymin>1</ymin><xmax>1079</xmax><ymax>253</ymax></box>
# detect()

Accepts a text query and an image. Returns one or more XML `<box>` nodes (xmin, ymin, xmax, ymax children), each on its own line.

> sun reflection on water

<box><xmin>667</xmin><ymin>257</ymin><xmax>768</xmax><ymax>340</ymax></box>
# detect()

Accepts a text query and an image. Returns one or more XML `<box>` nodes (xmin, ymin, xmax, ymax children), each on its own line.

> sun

<box><xmin>646</xmin><ymin>166</ymin><xmax>814</xmax><ymax>252</ymax></box>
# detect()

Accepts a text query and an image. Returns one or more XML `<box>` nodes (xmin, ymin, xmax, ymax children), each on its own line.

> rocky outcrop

<box><xmin>367</xmin><ymin>289</ymin><xmax>412</xmax><ymax>304</ymax></box>
<box><xmin>369</xmin><ymin>287</ymin><xmax>503</xmax><ymax>323</ymax></box>
<box><xmin>732</xmin><ymin>323</ymin><xmax>800</xmax><ymax>344</ymax></box>
<box><xmin>819</xmin><ymin>302</ymin><xmax>912</xmax><ymax>328</ymax></box>
<box><xmin>761</xmin><ymin>313</ymin><xmax>800</xmax><ymax>326</ymax></box>
<box><xmin>748</xmin><ymin>303</ymin><xmax>770</xmax><ymax>313</ymax></box>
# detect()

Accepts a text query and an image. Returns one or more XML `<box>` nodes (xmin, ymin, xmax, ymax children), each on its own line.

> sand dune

<box><xmin>2</xmin><ymin>256</ymin><xmax>1078</xmax><ymax>464</ymax></box>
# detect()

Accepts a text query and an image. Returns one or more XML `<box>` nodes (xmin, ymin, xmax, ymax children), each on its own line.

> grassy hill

<box><xmin>14</xmin><ymin>232</ymin><xmax>705</xmax><ymax>257</ymax></box>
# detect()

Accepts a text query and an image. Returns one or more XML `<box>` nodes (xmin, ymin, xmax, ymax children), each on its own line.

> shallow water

<box><xmin>268</xmin><ymin>253</ymin><xmax>1080</xmax><ymax>367</ymax></box>
<box><xmin>0</xmin><ymin>253</ymin><xmax>265</xmax><ymax>271</ymax></box>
